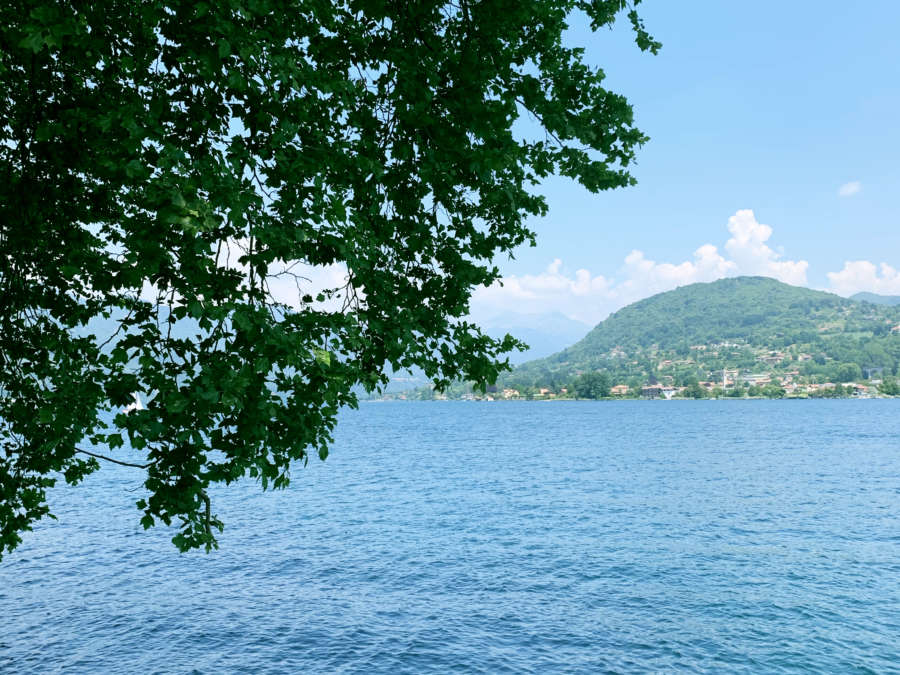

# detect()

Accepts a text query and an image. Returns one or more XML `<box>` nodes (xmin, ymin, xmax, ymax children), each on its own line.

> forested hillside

<box><xmin>499</xmin><ymin>277</ymin><xmax>900</xmax><ymax>395</ymax></box>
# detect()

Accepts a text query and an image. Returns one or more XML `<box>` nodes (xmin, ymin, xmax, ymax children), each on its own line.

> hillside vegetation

<box><xmin>496</xmin><ymin>277</ymin><xmax>900</xmax><ymax>397</ymax></box>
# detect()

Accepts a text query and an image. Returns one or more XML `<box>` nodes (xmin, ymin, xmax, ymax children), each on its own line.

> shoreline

<box><xmin>369</xmin><ymin>395</ymin><xmax>898</xmax><ymax>403</ymax></box>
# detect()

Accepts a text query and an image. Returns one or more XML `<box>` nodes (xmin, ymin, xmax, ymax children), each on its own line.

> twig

<box><xmin>201</xmin><ymin>491</ymin><xmax>211</xmax><ymax>536</ymax></box>
<box><xmin>75</xmin><ymin>448</ymin><xmax>155</xmax><ymax>469</ymax></box>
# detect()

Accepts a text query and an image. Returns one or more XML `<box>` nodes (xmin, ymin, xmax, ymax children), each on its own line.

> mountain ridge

<box><xmin>851</xmin><ymin>291</ymin><xmax>900</xmax><ymax>306</ymax></box>
<box><xmin>501</xmin><ymin>276</ymin><xmax>900</xmax><ymax>393</ymax></box>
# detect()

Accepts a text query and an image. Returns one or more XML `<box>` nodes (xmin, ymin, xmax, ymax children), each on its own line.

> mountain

<box><xmin>851</xmin><ymin>292</ymin><xmax>900</xmax><ymax>306</ymax></box>
<box><xmin>375</xmin><ymin>311</ymin><xmax>590</xmax><ymax>395</ymax></box>
<box><xmin>505</xmin><ymin>276</ymin><xmax>900</xmax><ymax>388</ymax></box>
<box><xmin>479</xmin><ymin>311</ymin><xmax>591</xmax><ymax>364</ymax></box>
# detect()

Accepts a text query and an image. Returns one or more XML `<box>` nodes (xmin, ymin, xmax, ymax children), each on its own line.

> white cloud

<box><xmin>264</xmin><ymin>261</ymin><xmax>352</xmax><ymax>312</ymax></box>
<box><xmin>838</xmin><ymin>181</ymin><xmax>862</xmax><ymax>197</ymax></box>
<box><xmin>137</xmin><ymin>237</ymin><xmax>354</xmax><ymax>314</ymax></box>
<box><xmin>827</xmin><ymin>260</ymin><xmax>900</xmax><ymax>297</ymax></box>
<box><xmin>471</xmin><ymin>258</ymin><xmax>615</xmax><ymax>325</ymax></box>
<box><xmin>471</xmin><ymin>209</ymin><xmax>809</xmax><ymax>325</ymax></box>
<box><xmin>723</xmin><ymin>209</ymin><xmax>808</xmax><ymax>285</ymax></box>
<box><xmin>215</xmin><ymin>237</ymin><xmax>354</xmax><ymax>312</ymax></box>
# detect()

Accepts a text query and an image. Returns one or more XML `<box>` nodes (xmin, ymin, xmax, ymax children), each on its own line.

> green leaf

<box><xmin>0</xmin><ymin>0</ymin><xmax>658</xmax><ymax>560</ymax></box>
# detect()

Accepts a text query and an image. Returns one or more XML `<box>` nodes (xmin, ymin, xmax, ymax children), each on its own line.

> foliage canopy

<box><xmin>0</xmin><ymin>0</ymin><xmax>658</xmax><ymax>557</ymax></box>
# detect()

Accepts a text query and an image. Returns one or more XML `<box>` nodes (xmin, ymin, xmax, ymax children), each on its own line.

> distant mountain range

<box><xmin>479</xmin><ymin>311</ymin><xmax>591</xmax><ymax>364</ymax></box>
<box><xmin>378</xmin><ymin>311</ymin><xmax>589</xmax><ymax>393</ymax></box>
<box><xmin>503</xmin><ymin>276</ymin><xmax>900</xmax><ymax>390</ymax></box>
<box><xmin>851</xmin><ymin>292</ymin><xmax>900</xmax><ymax>306</ymax></box>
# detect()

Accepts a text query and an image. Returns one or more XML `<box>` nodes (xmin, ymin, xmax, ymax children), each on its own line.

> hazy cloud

<box><xmin>471</xmin><ymin>259</ymin><xmax>614</xmax><ymax>325</ymax></box>
<box><xmin>828</xmin><ymin>260</ymin><xmax>900</xmax><ymax>297</ymax></box>
<box><xmin>838</xmin><ymin>181</ymin><xmax>862</xmax><ymax>197</ymax></box>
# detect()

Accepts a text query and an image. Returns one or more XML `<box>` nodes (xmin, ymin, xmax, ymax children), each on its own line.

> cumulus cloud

<box><xmin>471</xmin><ymin>209</ymin><xmax>809</xmax><ymax>325</ymax></box>
<box><xmin>723</xmin><ymin>209</ymin><xmax>809</xmax><ymax>285</ymax></box>
<box><xmin>838</xmin><ymin>181</ymin><xmax>862</xmax><ymax>197</ymax></box>
<box><xmin>827</xmin><ymin>261</ymin><xmax>900</xmax><ymax>297</ymax></box>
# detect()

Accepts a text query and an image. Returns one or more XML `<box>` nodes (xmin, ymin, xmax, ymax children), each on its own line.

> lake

<box><xmin>2</xmin><ymin>400</ymin><xmax>899</xmax><ymax>673</ymax></box>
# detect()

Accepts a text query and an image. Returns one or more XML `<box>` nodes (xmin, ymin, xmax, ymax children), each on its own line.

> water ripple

<box><xmin>2</xmin><ymin>400</ymin><xmax>900</xmax><ymax>673</ymax></box>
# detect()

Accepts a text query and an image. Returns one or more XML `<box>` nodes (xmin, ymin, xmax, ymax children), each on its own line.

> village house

<box><xmin>610</xmin><ymin>384</ymin><xmax>629</xmax><ymax>396</ymax></box>
<box><xmin>641</xmin><ymin>384</ymin><xmax>664</xmax><ymax>399</ymax></box>
<box><xmin>779</xmin><ymin>371</ymin><xmax>800</xmax><ymax>386</ymax></box>
<box><xmin>757</xmin><ymin>351</ymin><xmax>787</xmax><ymax>366</ymax></box>
<box><xmin>742</xmin><ymin>374</ymin><xmax>772</xmax><ymax>386</ymax></box>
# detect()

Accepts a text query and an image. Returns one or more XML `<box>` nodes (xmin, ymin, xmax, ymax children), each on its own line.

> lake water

<box><xmin>2</xmin><ymin>400</ymin><xmax>900</xmax><ymax>673</ymax></box>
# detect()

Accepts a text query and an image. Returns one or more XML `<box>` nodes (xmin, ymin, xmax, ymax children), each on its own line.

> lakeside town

<box><xmin>382</xmin><ymin>335</ymin><xmax>900</xmax><ymax>401</ymax></box>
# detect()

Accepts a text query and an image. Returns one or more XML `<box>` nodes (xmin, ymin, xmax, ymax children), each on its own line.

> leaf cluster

<box><xmin>1</xmin><ymin>0</ymin><xmax>656</xmax><ymax>556</ymax></box>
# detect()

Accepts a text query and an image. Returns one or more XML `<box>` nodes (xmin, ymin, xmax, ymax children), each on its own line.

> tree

<box><xmin>832</xmin><ymin>362</ymin><xmax>863</xmax><ymax>383</ymax></box>
<box><xmin>761</xmin><ymin>383</ymin><xmax>786</xmax><ymax>399</ymax></box>
<box><xmin>682</xmin><ymin>382</ymin><xmax>707</xmax><ymax>399</ymax></box>
<box><xmin>879</xmin><ymin>378</ymin><xmax>900</xmax><ymax>396</ymax></box>
<box><xmin>573</xmin><ymin>371</ymin><xmax>611</xmax><ymax>399</ymax></box>
<box><xmin>0</xmin><ymin>1</ymin><xmax>659</xmax><ymax>557</ymax></box>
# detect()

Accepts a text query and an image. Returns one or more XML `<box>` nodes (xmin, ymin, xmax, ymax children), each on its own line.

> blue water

<box><xmin>2</xmin><ymin>400</ymin><xmax>900</xmax><ymax>673</ymax></box>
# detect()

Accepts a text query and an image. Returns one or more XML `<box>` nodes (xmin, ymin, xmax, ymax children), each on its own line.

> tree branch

<box><xmin>201</xmin><ymin>491</ymin><xmax>211</xmax><ymax>536</ymax></box>
<box><xmin>75</xmin><ymin>448</ymin><xmax>155</xmax><ymax>469</ymax></box>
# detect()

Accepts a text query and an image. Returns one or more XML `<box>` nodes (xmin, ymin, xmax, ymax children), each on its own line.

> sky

<box><xmin>469</xmin><ymin>1</ymin><xmax>900</xmax><ymax>327</ymax></box>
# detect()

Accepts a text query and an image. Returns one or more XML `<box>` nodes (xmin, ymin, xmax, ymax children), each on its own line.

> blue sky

<box><xmin>471</xmin><ymin>1</ymin><xmax>900</xmax><ymax>325</ymax></box>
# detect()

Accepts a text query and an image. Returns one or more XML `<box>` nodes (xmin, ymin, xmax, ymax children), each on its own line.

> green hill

<box><xmin>504</xmin><ymin>276</ymin><xmax>900</xmax><ymax>393</ymax></box>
